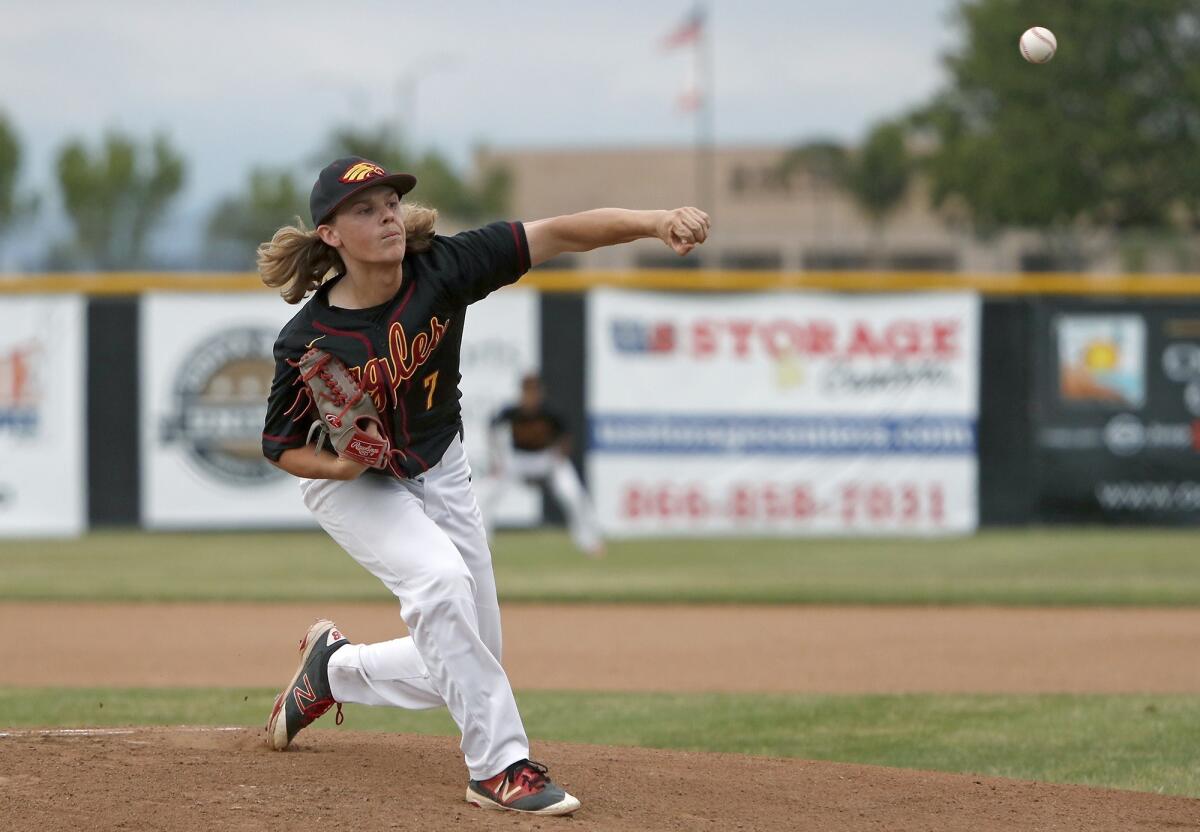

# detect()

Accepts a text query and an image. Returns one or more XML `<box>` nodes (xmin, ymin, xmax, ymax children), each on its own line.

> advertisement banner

<box><xmin>459</xmin><ymin>287</ymin><xmax>541</xmax><ymax>527</ymax></box>
<box><xmin>142</xmin><ymin>290</ymin><xmax>541</xmax><ymax>530</ymax></box>
<box><xmin>0</xmin><ymin>296</ymin><xmax>86</xmax><ymax>536</ymax></box>
<box><xmin>1034</xmin><ymin>302</ymin><xmax>1200</xmax><ymax>524</ymax></box>
<box><xmin>141</xmin><ymin>293</ymin><xmax>315</xmax><ymax>528</ymax></box>
<box><xmin>588</xmin><ymin>290</ymin><xmax>980</xmax><ymax>536</ymax></box>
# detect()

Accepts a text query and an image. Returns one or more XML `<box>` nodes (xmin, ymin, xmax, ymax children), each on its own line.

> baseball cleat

<box><xmin>466</xmin><ymin>759</ymin><xmax>581</xmax><ymax>816</ymax></box>
<box><xmin>266</xmin><ymin>618</ymin><xmax>349</xmax><ymax>751</ymax></box>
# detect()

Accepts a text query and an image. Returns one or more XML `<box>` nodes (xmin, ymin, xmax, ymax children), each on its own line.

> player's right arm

<box><xmin>525</xmin><ymin>207</ymin><xmax>709</xmax><ymax>266</ymax></box>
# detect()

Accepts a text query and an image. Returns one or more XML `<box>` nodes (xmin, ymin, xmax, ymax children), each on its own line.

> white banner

<box><xmin>0</xmin><ymin>296</ymin><xmax>86</xmax><ymax>536</ymax></box>
<box><xmin>459</xmin><ymin>287</ymin><xmax>541</xmax><ymax>526</ymax></box>
<box><xmin>141</xmin><ymin>293</ymin><xmax>315</xmax><ymax>528</ymax></box>
<box><xmin>587</xmin><ymin>290</ymin><xmax>980</xmax><ymax>536</ymax></box>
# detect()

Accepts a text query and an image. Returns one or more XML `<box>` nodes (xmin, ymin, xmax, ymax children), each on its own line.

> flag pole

<box><xmin>695</xmin><ymin>1</ymin><xmax>714</xmax><ymax>219</ymax></box>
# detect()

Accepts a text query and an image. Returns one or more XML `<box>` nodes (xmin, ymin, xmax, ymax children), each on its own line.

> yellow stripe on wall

<box><xmin>1</xmin><ymin>270</ymin><xmax>1199</xmax><ymax>296</ymax></box>
<box><xmin>523</xmin><ymin>270</ymin><xmax>1200</xmax><ymax>296</ymax></box>
<box><xmin>0</xmin><ymin>273</ymin><xmax>268</xmax><ymax>295</ymax></box>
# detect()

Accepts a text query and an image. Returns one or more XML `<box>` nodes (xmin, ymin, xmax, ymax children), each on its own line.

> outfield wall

<box><xmin>1</xmin><ymin>270</ymin><xmax>1198</xmax><ymax>535</ymax></box>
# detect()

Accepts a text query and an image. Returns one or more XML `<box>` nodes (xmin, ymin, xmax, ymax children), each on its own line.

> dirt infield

<box><xmin>2</xmin><ymin>728</ymin><xmax>1198</xmax><ymax>832</ymax></box>
<box><xmin>4</xmin><ymin>601</ymin><xmax>1200</xmax><ymax>692</ymax></box>
<box><xmin>5</xmin><ymin>602</ymin><xmax>1200</xmax><ymax>830</ymax></box>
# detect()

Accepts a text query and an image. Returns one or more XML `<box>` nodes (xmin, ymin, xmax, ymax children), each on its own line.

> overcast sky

<box><xmin>2</xmin><ymin>0</ymin><xmax>958</xmax><ymax>260</ymax></box>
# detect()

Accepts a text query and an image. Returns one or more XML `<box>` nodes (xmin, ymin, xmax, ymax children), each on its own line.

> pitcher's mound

<box><xmin>1</xmin><ymin>727</ymin><xmax>1197</xmax><ymax>831</ymax></box>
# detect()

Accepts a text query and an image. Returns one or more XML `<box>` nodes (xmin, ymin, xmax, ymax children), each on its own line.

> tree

<box><xmin>204</xmin><ymin>126</ymin><xmax>508</xmax><ymax>268</ymax></box>
<box><xmin>917</xmin><ymin>1</ymin><xmax>1200</xmax><ymax>245</ymax></box>
<box><xmin>322</xmin><ymin>125</ymin><xmax>508</xmax><ymax>221</ymax></box>
<box><xmin>778</xmin><ymin>140</ymin><xmax>849</xmax><ymax>189</ymax></box>
<box><xmin>54</xmin><ymin>132</ymin><xmax>185</xmax><ymax>270</ymax></box>
<box><xmin>846</xmin><ymin>122</ymin><xmax>912</xmax><ymax>228</ymax></box>
<box><xmin>0</xmin><ymin>113</ymin><xmax>39</xmax><ymax>267</ymax></box>
<box><xmin>205</xmin><ymin>168</ymin><xmax>308</xmax><ymax>267</ymax></box>
<box><xmin>780</xmin><ymin>122</ymin><xmax>913</xmax><ymax>265</ymax></box>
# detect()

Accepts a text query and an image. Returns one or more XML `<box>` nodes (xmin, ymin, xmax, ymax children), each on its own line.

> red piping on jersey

<box><xmin>382</xmin><ymin>278</ymin><xmax>428</xmax><ymax>466</ymax></box>
<box><xmin>509</xmin><ymin>222</ymin><xmax>529</xmax><ymax>272</ymax></box>
<box><xmin>386</xmin><ymin>280</ymin><xmax>418</xmax><ymax>445</ymax></box>
<box><xmin>403</xmin><ymin>431</ymin><xmax>429</xmax><ymax>470</ymax></box>
<box><xmin>313</xmin><ymin>321</ymin><xmax>374</xmax><ymax>358</ymax></box>
<box><xmin>393</xmin><ymin>381</ymin><xmax>430</xmax><ymax>472</ymax></box>
<box><xmin>283</xmin><ymin>386</ymin><xmax>313</xmax><ymax>421</ymax></box>
<box><xmin>388</xmin><ymin>279</ymin><xmax>417</xmax><ymax>329</ymax></box>
<box><xmin>395</xmin><ymin>385</ymin><xmax>412</xmax><ymax>448</ymax></box>
<box><xmin>382</xmin><ymin>386</ymin><xmax>428</xmax><ymax>478</ymax></box>
<box><xmin>262</xmin><ymin>431</ymin><xmax>306</xmax><ymax>444</ymax></box>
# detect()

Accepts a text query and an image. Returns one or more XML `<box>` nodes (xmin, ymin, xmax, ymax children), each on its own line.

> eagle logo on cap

<box><xmin>340</xmin><ymin>161</ymin><xmax>386</xmax><ymax>183</ymax></box>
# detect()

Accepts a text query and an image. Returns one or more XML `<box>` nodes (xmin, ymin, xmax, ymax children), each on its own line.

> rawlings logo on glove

<box><xmin>293</xmin><ymin>347</ymin><xmax>392</xmax><ymax>470</ymax></box>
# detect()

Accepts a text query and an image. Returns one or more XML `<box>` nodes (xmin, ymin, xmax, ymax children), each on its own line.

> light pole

<box><xmin>395</xmin><ymin>56</ymin><xmax>458</xmax><ymax>152</ymax></box>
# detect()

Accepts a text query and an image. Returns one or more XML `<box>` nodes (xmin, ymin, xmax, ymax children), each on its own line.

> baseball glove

<box><xmin>293</xmin><ymin>347</ymin><xmax>391</xmax><ymax>469</ymax></box>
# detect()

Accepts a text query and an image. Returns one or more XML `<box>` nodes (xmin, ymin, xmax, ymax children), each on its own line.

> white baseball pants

<box><xmin>297</xmin><ymin>435</ymin><xmax>529</xmax><ymax>780</ymax></box>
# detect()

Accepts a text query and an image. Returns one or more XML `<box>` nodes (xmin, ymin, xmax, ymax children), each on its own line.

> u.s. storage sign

<box><xmin>587</xmin><ymin>290</ymin><xmax>980</xmax><ymax>536</ymax></box>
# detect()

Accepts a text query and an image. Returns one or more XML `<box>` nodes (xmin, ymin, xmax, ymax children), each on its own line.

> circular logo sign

<box><xmin>1163</xmin><ymin>343</ymin><xmax>1200</xmax><ymax>382</ymax></box>
<box><xmin>160</xmin><ymin>327</ymin><xmax>282</xmax><ymax>485</ymax></box>
<box><xmin>1103</xmin><ymin>413</ymin><xmax>1146</xmax><ymax>456</ymax></box>
<box><xmin>1186</xmin><ymin>382</ymin><xmax>1200</xmax><ymax>418</ymax></box>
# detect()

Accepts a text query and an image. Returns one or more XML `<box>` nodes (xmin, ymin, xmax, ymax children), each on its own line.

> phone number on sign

<box><xmin>622</xmin><ymin>482</ymin><xmax>947</xmax><ymax>525</ymax></box>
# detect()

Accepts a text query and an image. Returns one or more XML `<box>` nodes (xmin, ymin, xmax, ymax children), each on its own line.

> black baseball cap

<box><xmin>310</xmin><ymin>156</ymin><xmax>417</xmax><ymax>226</ymax></box>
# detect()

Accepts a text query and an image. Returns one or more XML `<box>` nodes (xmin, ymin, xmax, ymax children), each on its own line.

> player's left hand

<box><xmin>658</xmin><ymin>207</ymin><xmax>710</xmax><ymax>255</ymax></box>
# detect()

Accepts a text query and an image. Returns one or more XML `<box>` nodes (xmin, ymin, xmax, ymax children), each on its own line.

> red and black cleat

<box><xmin>466</xmin><ymin>759</ymin><xmax>581</xmax><ymax>816</ymax></box>
<box><xmin>266</xmin><ymin>619</ymin><xmax>349</xmax><ymax>751</ymax></box>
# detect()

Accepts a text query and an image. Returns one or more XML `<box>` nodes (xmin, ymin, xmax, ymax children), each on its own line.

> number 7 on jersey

<box><xmin>423</xmin><ymin>371</ymin><xmax>439</xmax><ymax>410</ymax></box>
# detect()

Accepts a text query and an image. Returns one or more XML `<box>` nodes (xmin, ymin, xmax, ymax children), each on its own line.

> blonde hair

<box><xmin>257</xmin><ymin>203</ymin><xmax>439</xmax><ymax>304</ymax></box>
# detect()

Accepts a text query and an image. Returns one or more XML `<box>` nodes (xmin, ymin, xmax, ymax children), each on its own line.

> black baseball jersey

<box><xmin>262</xmin><ymin>221</ymin><xmax>531</xmax><ymax>478</ymax></box>
<box><xmin>492</xmin><ymin>404</ymin><xmax>567</xmax><ymax>452</ymax></box>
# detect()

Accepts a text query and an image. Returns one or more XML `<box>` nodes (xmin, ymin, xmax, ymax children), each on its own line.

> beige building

<box><xmin>475</xmin><ymin>144</ymin><xmax>1166</xmax><ymax>274</ymax></box>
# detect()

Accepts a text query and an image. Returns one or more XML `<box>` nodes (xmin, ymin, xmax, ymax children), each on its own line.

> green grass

<box><xmin>1</xmin><ymin>528</ymin><xmax>1199</xmax><ymax>605</ymax></box>
<box><xmin>3</xmin><ymin>688</ymin><xmax>1198</xmax><ymax>797</ymax></box>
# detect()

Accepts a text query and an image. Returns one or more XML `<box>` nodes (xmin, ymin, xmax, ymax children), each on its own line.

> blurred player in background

<box><xmin>481</xmin><ymin>373</ymin><xmax>605</xmax><ymax>558</ymax></box>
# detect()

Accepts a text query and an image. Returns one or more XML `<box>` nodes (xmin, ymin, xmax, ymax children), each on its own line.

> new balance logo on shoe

<box><xmin>293</xmin><ymin>673</ymin><xmax>318</xmax><ymax>711</ymax></box>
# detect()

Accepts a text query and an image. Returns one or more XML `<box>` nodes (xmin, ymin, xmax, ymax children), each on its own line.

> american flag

<box><xmin>677</xmin><ymin>87</ymin><xmax>703</xmax><ymax>113</ymax></box>
<box><xmin>661</xmin><ymin>5</ymin><xmax>705</xmax><ymax>50</ymax></box>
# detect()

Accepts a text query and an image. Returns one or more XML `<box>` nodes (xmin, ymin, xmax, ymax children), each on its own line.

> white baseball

<box><xmin>1020</xmin><ymin>27</ymin><xmax>1057</xmax><ymax>64</ymax></box>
